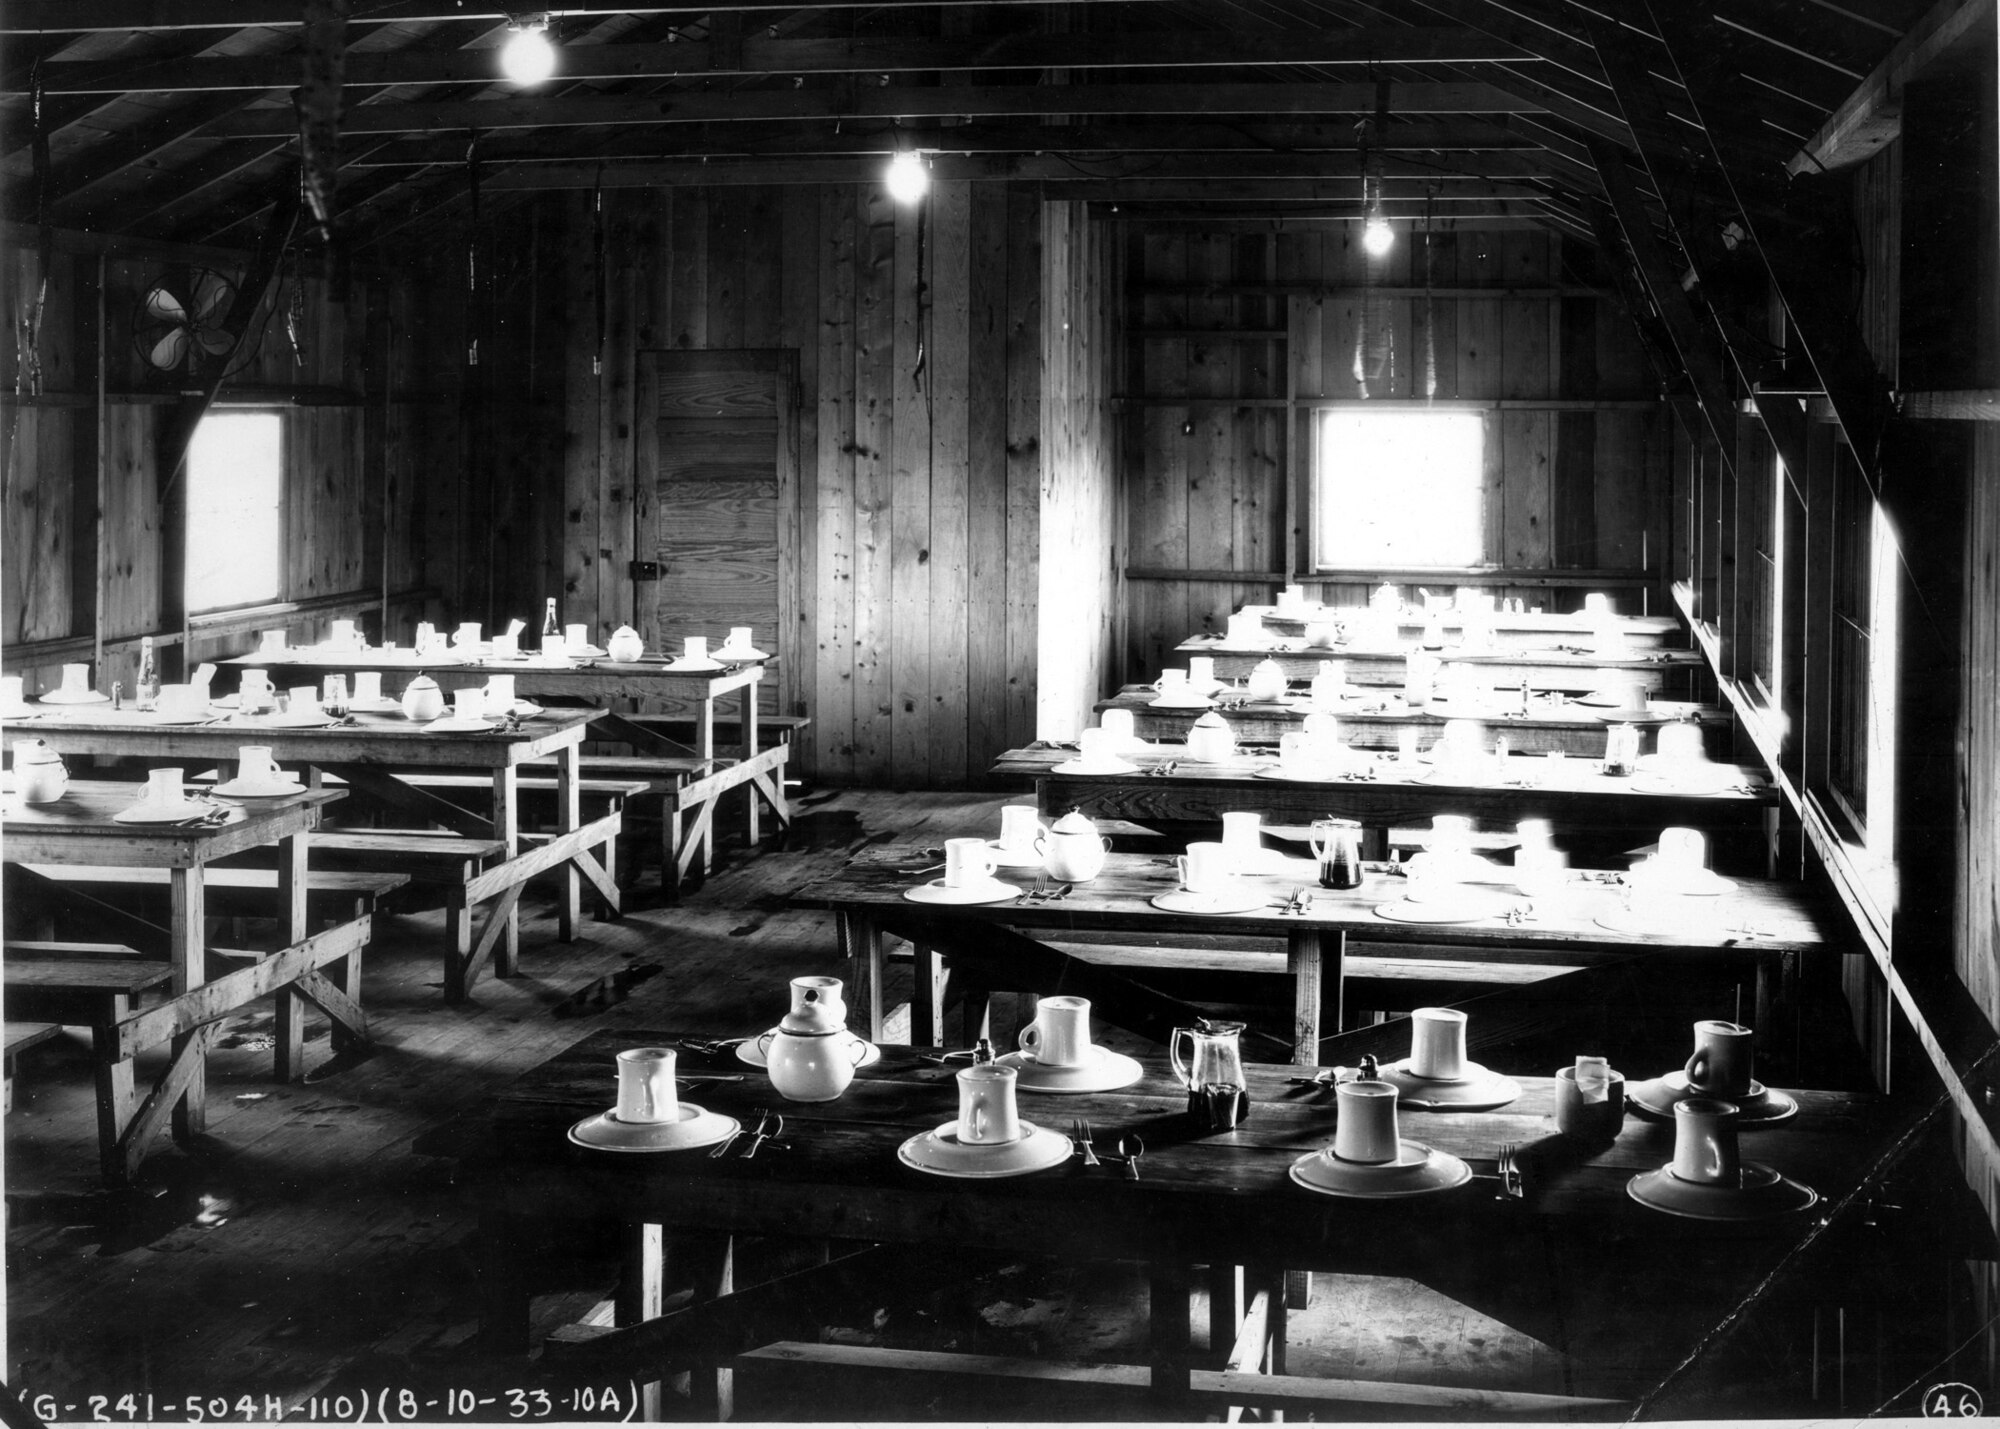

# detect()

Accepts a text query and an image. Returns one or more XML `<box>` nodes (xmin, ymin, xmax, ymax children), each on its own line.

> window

<box><xmin>1826</xmin><ymin>452</ymin><xmax>1899</xmax><ymax>859</ymax></box>
<box><xmin>1313</xmin><ymin>409</ymin><xmax>1485</xmax><ymax>569</ymax></box>
<box><xmin>186</xmin><ymin>411</ymin><xmax>283</xmax><ymax>613</ymax></box>
<box><xmin>1745</xmin><ymin>449</ymin><xmax>1783</xmax><ymax>706</ymax></box>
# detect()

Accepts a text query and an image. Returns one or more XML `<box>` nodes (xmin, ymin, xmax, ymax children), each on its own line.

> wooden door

<box><xmin>635</xmin><ymin>350</ymin><xmax>797</xmax><ymax>717</ymax></box>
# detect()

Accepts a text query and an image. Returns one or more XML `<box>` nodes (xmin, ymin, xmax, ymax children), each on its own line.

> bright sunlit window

<box><xmin>1313</xmin><ymin>409</ymin><xmax>1486</xmax><ymax>569</ymax></box>
<box><xmin>186</xmin><ymin>411</ymin><xmax>283</xmax><ymax>613</ymax></box>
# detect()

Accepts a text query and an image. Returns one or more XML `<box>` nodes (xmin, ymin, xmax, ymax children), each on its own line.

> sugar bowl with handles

<box><xmin>1186</xmin><ymin>710</ymin><xmax>1236</xmax><ymax>763</ymax></box>
<box><xmin>758</xmin><ymin>976</ymin><xmax>866</xmax><ymax>1102</ymax></box>
<box><xmin>400</xmin><ymin>674</ymin><xmax>446</xmax><ymax>722</ymax></box>
<box><xmin>1037</xmin><ymin>809</ymin><xmax>1111</xmax><ymax>882</ymax></box>
<box><xmin>13</xmin><ymin>738</ymin><xmax>69</xmax><ymax>804</ymax></box>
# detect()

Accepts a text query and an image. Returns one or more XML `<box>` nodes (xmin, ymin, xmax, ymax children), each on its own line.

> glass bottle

<box><xmin>136</xmin><ymin>637</ymin><xmax>159</xmax><ymax>712</ymax></box>
<box><xmin>540</xmin><ymin>597</ymin><xmax>560</xmax><ymax>645</ymax></box>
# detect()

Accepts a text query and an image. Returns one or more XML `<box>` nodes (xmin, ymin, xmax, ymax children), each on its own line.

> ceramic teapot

<box><xmin>1186</xmin><ymin>710</ymin><xmax>1236</xmax><ymax>763</ymax></box>
<box><xmin>13</xmin><ymin>737</ymin><xmax>68</xmax><ymax>804</ymax></box>
<box><xmin>1370</xmin><ymin>579</ymin><xmax>1402</xmax><ymax>612</ymax></box>
<box><xmin>1244</xmin><ymin>658</ymin><xmax>1288</xmax><ymax>702</ymax></box>
<box><xmin>606</xmin><ymin>625</ymin><xmax>645</xmax><ymax>663</ymax></box>
<box><xmin>400</xmin><ymin>675</ymin><xmax>446</xmax><ymax>723</ymax></box>
<box><xmin>760</xmin><ymin>1024</ymin><xmax>866</xmax><ymax>1103</ymax></box>
<box><xmin>1037</xmin><ymin>809</ymin><xmax>1111</xmax><ymax>882</ymax></box>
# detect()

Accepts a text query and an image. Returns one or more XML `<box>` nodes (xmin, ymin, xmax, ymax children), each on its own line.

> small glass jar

<box><xmin>322</xmin><ymin>674</ymin><xmax>349</xmax><ymax>717</ymax></box>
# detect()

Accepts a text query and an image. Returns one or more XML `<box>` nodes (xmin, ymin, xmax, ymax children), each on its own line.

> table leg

<box><xmin>910</xmin><ymin>943</ymin><xmax>944</xmax><ymax>1048</ymax></box>
<box><xmin>696</xmin><ymin>697</ymin><xmax>717</xmax><ymax>875</ymax></box>
<box><xmin>744</xmin><ymin>683</ymin><xmax>761</xmax><ymax>848</ymax></box>
<box><xmin>478</xmin><ymin>1200</ymin><xmax>532</xmax><ymax>1357</ymax></box>
<box><xmin>618</xmin><ymin>1222</ymin><xmax>665</xmax><ymax>1422</ymax></box>
<box><xmin>554</xmin><ymin>745</ymin><xmax>583</xmax><ymax>942</ymax></box>
<box><xmin>842</xmin><ymin>913</ymin><xmax>887</xmax><ymax>1042</ymax></box>
<box><xmin>492</xmin><ymin>765</ymin><xmax>521</xmax><ymax>976</ymax></box>
<box><xmin>1286</xmin><ymin>929</ymin><xmax>1343</xmax><ymax>1066</ymax></box>
<box><xmin>169</xmin><ymin>867</ymin><xmax>207</xmax><ymax>1141</ymax></box>
<box><xmin>1208</xmin><ymin>1264</ymin><xmax>1244</xmax><ymax>1363</ymax></box>
<box><xmin>1149</xmin><ymin>1261</ymin><xmax>1193</xmax><ymax>1414</ymax></box>
<box><xmin>676</xmin><ymin>1232</ymin><xmax>736</xmax><ymax>1420</ymax></box>
<box><xmin>275</xmin><ymin>829</ymin><xmax>310</xmax><ymax>1082</ymax></box>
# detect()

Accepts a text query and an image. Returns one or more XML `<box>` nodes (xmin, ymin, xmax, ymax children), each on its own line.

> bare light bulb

<box><xmin>886</xmin><ymin>151</ymin><xmax>929</xmax><ymax>205</ymax></box>
<box><xmin>500</xmin><ymin>23</ymin><xmax>557</xmax><ymax>85</ymax></box>
<box><xmin>1363</xmin><ymin>215</ymin><xmax>1395</xmax><ymax>257</ymax></box>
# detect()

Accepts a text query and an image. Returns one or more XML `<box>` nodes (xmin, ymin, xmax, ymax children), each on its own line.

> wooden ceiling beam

<box><xmin>1789</xmin><ymin>0</ymin><xmax>1993</xmax><ymax>172</ymax></box>
<box><xmin>31</xmin><ymin>27</ymin><xmax>1539</xmax><ymax>91</ymax></box>
<box><xmin>31</xmin><ymin>92</ymin><xmax>269</xmax><ymax>217</ymax></box>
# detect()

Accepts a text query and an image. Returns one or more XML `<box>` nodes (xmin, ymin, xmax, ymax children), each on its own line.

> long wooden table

<box><xmin>791</xmin><ymin>844</ymin><xmax>1827</xmax><ymax>1065</ymax></box>
<box><xmin>465</xmin><ymin>1027</ymin><xmax>1894</xmax><ymax>1418</ymax></box>
<box><xmin>1177</xmin><ymin>634</ymin><xmax>1709</xmax><ymax>694</ymax></box>
<box><xmin>1096</xmin><ymin>683</ymin><xmax>1734</xmax><ymax>757</ymax></box>
<box><xmin>3</xmin><ymin>780</ymin><xmax>366</xmax><ymax>1182</ymax></box>
<box><xmin>226</xmin><ymin>650</ymin><xmax>791</xmax><ymax>884</ymax></box>
<box><xmin>17</xmin><ymin>705</ymin><xmax>618</xmax><ymax>1000</ymax></box>
<box><xmin>995</xmin><ymin>744</ymin><xmax>1783</xmax><ymax>874</ymax></box>
<box><xmin>1248</xmin><ymin>604</ymin><xmax>1685</xmax><ymax>649</ymax></box>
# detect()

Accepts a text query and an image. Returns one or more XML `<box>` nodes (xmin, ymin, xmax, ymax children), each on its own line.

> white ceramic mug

<box><xmin>1659</xmin><ymin>826</ymin><xmax>1709</xmax><ymax>874</ymax></box>
<box><xmin>568</xmin><ymin>623</ymin><xmax>592</xmax><ymax>650</ymax></box>
<box><xmin>287</xmin><ymin>685</ymin><xmax>320</xmax><ymax>716</ymax></box>
<box><xmin>58</xmin><ymin>662</ymin><xmax>93</xmax><ymax>697</ymax></box>
<box><xmin>0</xmin><ymin>674</ymin><xmax>23</xmax><ymax>708</ymax></box>
<box><xmin>145</xmin><ymin>767</ymin><xmax>187</xmax><ymax>807</ymax></box>
<box><xmin>452</xmin><ymin>688</ymin><xmax>486</xmax><ymax>722</ymax></box>
<box><xmin>1099</xmin><ymin>708</ymin><xmax>1137</xmax><ymax>748</ymax></box>
<box><xmin>1404</xmin><ymin>650</ymin><xmax>1440</xmax><ymax>706</ymax></box>
<box><xmin>1584</xmin><ymin>592</ymin><xmax>1612</xmax><ymax>615</ymax></box>
<box><xmin>1332</xmin><ymin>1079</ymin><xmax>1402</xmax><ymax>1164</ymax></box>
<box><xmin>682</xmin><ymin>636</ymin><xmax>708</xmax><ymax>664</ymax></box>
<box><xmin>1154</xmin><ymin>668</ymin><xmax>1190</xmax><ymax>696</ymax></box>
<box><xmin>943</xmin><ymin>837</ymin><xmax>999</xmax><ymax>889</ymax></box>
<box><xmin>1516</xmin><ymin>818</ymin><xmax>1553</xmax><ymax>849</ymax></box>
<box><xmin>330</xmin><ymin>618</ymin><xmax>358</xmax><ymax>649</ymax></box>
<box><xmin>1221</xmin><ymin>811</ymin><xmax>1264</xmax><ymax>873</ymax></box>
<box><xmin>615</xmin><ymin>1047</ymin><xmax>679</xmax><ymax>1125</ymax></box>
<box><xmin>1657</xmin><ymin>724</ymin><xmax>1706</xmax><ymax>763</ymax></box>
<box><xmin>1408</xmin><ymin>1007</ymin><xmax>1468</xmax><ymax>1080</ymax></box>
<box><xmin>1310</xmin><ymin>667</ymin><xmax>1346</xmax><ymax>706</ymax></box>
<box><xmin>453</xmin><ymin>622</ymin><xmax>481</xmax><ymax>647</ymax></box>
<box><xmin>541</xmin><ymin>632</ymin><xmax>569</xmax><ymax>662</ymax></box>
<box><xmin>1513</xmin><ymin>843</ymin><xmax>1569</xmax><ymax>899</ymax></box>
<box><xmin>1427</xmin><ymin>814</ymin><xmax>1474</xmax><ymax>854</ymax></box>
<box><xmin>1279</xmin><ymin>732</ymin><xmax>1318</xmax><ymax>772</ymax></box>
<box><xmin>1188</xmin><ymin>655</ymin><xmax>1217</xmax><ymax>690</ymax></box>
<box><xmin>1304</xmin><ymin>618</ymin><xmax>1341</xmax><ymax>650</ymax></box>
<box><xmin>238</xmin><ymin>670</ymin><xmax>275</xmax><ymax>713</ymax></box>
<box><xmin>155</xmin><ymin>683</ymin><xmax>202</xmax><ymax>718</ymax></box>
<box><xmin>1018</xmin><ymin>995</ymin><xmax>1094</xmax><ymax>1068</ymax></box>
<box><xmin>1397</xmin><ymin>727</ymin><xmax>1422</xmax><ymax>762</ymax></box>
<box><xmin>1684</xmin><ymin>1020</ymin><xmax>1755</xmax><ymax>1098</ymax></box>
<box><xmin>1076</xmin><ymin>727</ymin><xmax>1120</xmax><ymax>768</ymax></box>
<box><xmin>956</xmin><ymin>1063</ymin><xmax>1022</xmax><ymax>1145</ymax></box>
<box><xmin>237</xmin><ymin>746</ymin><xmax>282</xmax><ymax>788</ymax></box>
<box><xmin>1226</xmin><ymin>611</ymin><xmax>1263</xmax><ymax>645</ymax></box>
<box><xmin>1671</xmin><ymin>1097</ymin><xmax>1742</xmax><ymax>1186</ymax></box>
<box><xmin>1176</xmin><ymin>841</ymin><xmax>1233</xmax><ymax>895</ymax></box>
<box><xmin>352</xmin><ymin>671</ymin><xmax>383</xmax><ymax>704</ymax></box>
<box><xmin>490</xmin><ymin>632</ymin><xmax>520</xmax><ymax>659</ymax></box>
<box><xmin>998</xmin><ymin>803</ymin><xmax>1045</xmax><ymax>851</ymax></box>
<box><xmin>1555</xmin><ymin>1060</ymin><xmax>1625</xmax><ymax>1143</ymax></box>
<box><xmin>259</xmin><ymin>630</ymin><xmax>287</xmax><ymax>654</ymax></box>
<box><xmin>485</xmin><ymin>673</ymin><xmax>517</xmax><ymax>707</ymax></box>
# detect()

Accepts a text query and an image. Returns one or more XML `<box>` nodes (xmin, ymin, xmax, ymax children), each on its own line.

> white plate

<box><xmin>1150</xmin><ymin>888</ymin><xmax>1271</xmax><ymax>915</ymax></box>
<box><xmin>1378</xmin><ymin>1059</ymin><xmax>1522</xmax><ymax>1111</ymax></box>
<box><xmin>903</xmin><ymin>878</ymin><xmax>1022</xmax><ymax>906</ymax></box>
<box><xmin>0</xmin><ymin>704</ymin><xmax>39</xmax><ymax>720</ymax></box>
<box><xmin>142</xmin><ymin>712</ymin><xmax>218</xmax><ymax>726</ymax></box>
<box><xmin>1049</xmin><ymin>758</ymin><xmax>1139</xmax><ymax>776</ymax></box>
<box><xmin>1288</xmin><ymin>1142</ymin><xmax>1473</xmax><ymax>1199</ymax></box>
<box><xmin>663</xmin><ymin>658</ymin><xmax>726</xmax><ymax>673</ymax></box>
<box><xmin>1252</xmin><ymin>763</ymin><xmax>1361</xmax><ymax>784</ymax></box>
<box><xmin>1149</xmin><ymin>695</ymin><xmax>1215</xmax><ymax>710</ymax></box>
<box><xmin>256</xmin><ymin>711</ymin><xmax>338</xmax><ymax>729</ymax></box>
<box><xmin>1592</xmin><ymin>907</ymin><xmax>1726</xmax><ymax>938</ymax></box>
<box><xmin>1373</xmin><ymin>897</ymin><xmax>1510</xmax><ymax>925</ymax></box>
<box><xmin>208</xmin><ymin>695</ymin><xmax>240</xmax><ymax>709</ymax></box>
<box><xmin>213</xmin><ymin>779</ymin><xmax>309</xmax><ymax>800</ymax></box>
<box><xmin>993</xmin><ymin>1047</ymin><xmax>1146</xmax><ymax>1095</ymax></box>
<box><xmin>36</xmin><ymin>690</ymin><xmax>110</xmax><ymax>705</ymax></box>
<box><xmin>346</xmin><ymin>698</ymin><xmax>404</xmax><ymax>715</ymax></box>
<box><xmin>897</xmin><ymin>1120</ymin><xmax>1073</xmax><ymax>1179</ymax></box>
<box><xmin>1573</xmin><ymin>692</ymin><xmax>1629</xmax><ymax>708</ymax></box>
<box><xmin>713</xmin><ymin>644</ymin><xmax>769</xmax><ymax>661</ymax></box>
<box><xmin>424</xmin><ymin>717</ymin><xmax>497</xmax><ymax>733</ymax></box>
<box><xmin>736</xmin><ymin>1029</ymin><xmax>881</xmax><ymax>1070</ymax></box>
<box><xmin>567</xmin><ymin>1104</ymin><xmax>741</xmax><ymax>1154</ymax></box>
<box><xmin>986</xmin><ymin>840</ymin><xmax>1045</xmax><ymax>870</ymax></box>
<box><xmin>1627</xmin><ymin>1163</ymin><xmax>1817</xmax><ymax>1220</ymax></box>
<box><xmin>1625</xmin><ymin>1072</ymin><xmax>1799</xmax><ymax>1127</ymax></box>
<box><xmin>111</xmin><ymin>801</ymin><xmax>218</xmax><ymax>825</ymax></box>
<box><xmin>1631</xmin><ymin>768</ymin><xmax>1742</xmax><ymax>796</ymax></box>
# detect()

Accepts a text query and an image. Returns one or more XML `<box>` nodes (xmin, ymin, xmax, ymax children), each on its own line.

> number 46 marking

<box><xmin>1925</xmin><ymin>1383</ymin><xmax>1984</xmax><ymax>1417</ymax></box>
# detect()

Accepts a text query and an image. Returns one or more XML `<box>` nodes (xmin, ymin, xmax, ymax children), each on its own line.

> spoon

<box><xmin>1116</xmin><ymin>1133</ymin><xmax>1145</xmax><ymax>1181</ymax></box>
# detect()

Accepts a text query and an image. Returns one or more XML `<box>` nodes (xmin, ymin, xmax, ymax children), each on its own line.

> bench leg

<box><xmin>554</xmin><ymin>746</ymin><xmax>583</xmax><ymax>943</ymax></box>
<box><xmin>92</xmin><ymin>1014</ymin><xmax>138</xmax><ymax>1186</ymax></box>
<box><xmin>491</xmin><ymin>767</ymin><xmax>521</xmax><ymax>978</ymax></box>
<box><xmin>743</xmin><ymin>688</ymin><xmax>760</xmax><ymax>849</ymax></box>
<box><xmin>445</xmin><ymin>888</ymin><xmax>474</xmax><ymax>1003</ymax></box>
<box><xmin>169</xmin><ymin>869</ymin><xmax>208</xmax><ymax>1140</ymax></box>
<box><xmin>618</xmin><ymin>1222</ymin><xmax>665</xmax><ymax>1422</ymax></box>
<box><xmin>275</xmin><ymin>830</ymin><xmax>310</xmax><ymax>1082</ymax></box>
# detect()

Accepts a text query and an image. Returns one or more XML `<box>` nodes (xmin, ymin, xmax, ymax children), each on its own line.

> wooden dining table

<box><xmin>1095</xmin><ymin>683</ymin><xmax>1734</xmax><ymax>758</ymax></box>
<box><xmin>3</xmin><ymin>779</ymin><xmax>365</xmax><ymax>1182</ymax></box>
<box><xmin>1177</xmin><ymin>634</ymin><xmax>1709</xmax><ymax>695</ymax></box>
<box><xmin>1247</xmin><ymin>604</ymin><xmax>1685</xmax><ymax>649</ymax></box>
<box><xmin>994</xmin><ymin>743</ymin><xmax>1783</xmax><ymax>874</ymax></box>
<box><xmin>226</xmin><ymin>648</ymin><xmax>791</xmax><ymax>876</ymax></box>
<box><xmin>791</xmin><ymin>844</ymin><xmax>1829</xmax><ymax>1065</ymax></box>
<box><xmin>14</xmin><ymin>704</ymin><xmax>618</xmax><ymax>999</ymax></box>
<box><xmin>463</xmin><ymin>1026</ymin><xmax>1896</xmax><ymax>1419</ymax></box>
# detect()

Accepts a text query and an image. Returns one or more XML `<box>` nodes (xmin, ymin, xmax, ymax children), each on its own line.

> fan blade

<box><xmin>195</xmin><ymin>327</ymin><xmax>234</xmax><ymax>357</ymax></box>
<box><xmin>191</xmin><ymin>271</ymin><xmax>235</xmax><ymax>324</ymax></box>
<box><xmin>149</xmin><ymin>327</ymin><xmax>189</xmax><ymax>370</ymax></box>
<box><xmin>144</xmin><ymin>287</ymin><xmax>187</xmax><ymax>323</ymax></box>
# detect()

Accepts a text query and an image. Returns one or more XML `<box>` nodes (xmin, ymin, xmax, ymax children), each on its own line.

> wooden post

<box><xmin>168</xmin><ymin>867</ymin><xmax>207</xmax><ymax>1140</ymax></box>
<box><xmin>491</xmin><ymin>764</ymin><xmax>520</xmax><ymax>975</ymax></box>
<box><xmin>554</xmin><ymin>744</ymin><xmax>582</xmax><ymax>941</ymax></box>
<box><xmin>617</xmin><ymin>1222</ymin><xmax>665</xmax><ymax>1421</ymax></box>
<box><xmin>274</xmin><ymin>828</ymin><xmax>310</xmax><ymax>1081</ymax></box>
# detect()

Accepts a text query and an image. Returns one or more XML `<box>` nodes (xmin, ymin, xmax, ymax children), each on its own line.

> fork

<box><xmin>1495</xmin><ymin>1143</ymin><xmax>1523</xmax><ymax>1200</ymax></box>
<box><xmin>1073</xmin><ymin>1117</ymin><xmax>1102</xmax><ymax>1167</ymax></box>
<box><xmin>744</xmin><ymin>1108</ymin><xmax>784</xmax><ymax>1159</ymax></box>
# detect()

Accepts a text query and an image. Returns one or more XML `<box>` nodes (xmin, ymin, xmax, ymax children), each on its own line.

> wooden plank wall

<box><xmin>1121</xmin><ymin>226</ymin><xmax>1667</xmax><ymax>683</ymax></box>
<box><xmin>503</xmin><ymin>183</ymin><xmax>1118</xmax><ymax>790</ymax></box>
<box><xmin>0</xmin><ymin>237</ymin><xmax>441</xmax><ymax>694</ymax></box>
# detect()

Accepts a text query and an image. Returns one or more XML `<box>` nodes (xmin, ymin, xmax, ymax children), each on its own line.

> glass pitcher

<box><xmin>1604</xmin><ymin>722</ymin><xmax>1642</xmax><ymax>777</ymax></box>
<box><xmin>1171</xmin><ymin>1018</ymin><xmax>1251</xmax><ymax>1131</ymax></box>
<box><xmin>1309</xmin><ymin>816</ymin><xmax>1364</xmax><ymax>890</ymax></box>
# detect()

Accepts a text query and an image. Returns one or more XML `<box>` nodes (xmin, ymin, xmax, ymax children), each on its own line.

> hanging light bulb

<box><xmin>886</xmin><ymin>149</ymin><xmax>929</xmax><ymax>205</ymax></box>
<box><xmin>1361</xmin><ymin>172</ymin><xmax>1394</xmax><ymax>257</ymax></box>
<box><xmin>500</xmin><ymin>14</ymin><xmax>557</xmax><ymax>86</ymax></box>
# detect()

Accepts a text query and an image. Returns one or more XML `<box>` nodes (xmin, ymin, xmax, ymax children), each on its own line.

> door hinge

<box><xmin>629</xmin><ymin>560</ymin><xmax>663</xmax><ymax>581</ymax></box>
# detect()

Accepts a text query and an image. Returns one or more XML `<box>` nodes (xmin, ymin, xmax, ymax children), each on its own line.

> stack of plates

<box><xmin>1288</xmin><ymin>1142</ymin><xmax>1473</xmax><ymax>1198</ymax></box>
<box><xmin>897</xmin><ymin>1121</ymin><xmax>1073</xmax><ymax>1178</ymax></box>
<box><xmin>568</xmin><ymin>1104</ymin><xmax>740</xmax><ymax>1154</ymax></box>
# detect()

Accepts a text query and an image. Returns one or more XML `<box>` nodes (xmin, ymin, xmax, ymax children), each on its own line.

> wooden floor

<box><xmin>2</xmin><ymin>787</ymin><xmax>1966</xmax><ymax>1422</ymax></box>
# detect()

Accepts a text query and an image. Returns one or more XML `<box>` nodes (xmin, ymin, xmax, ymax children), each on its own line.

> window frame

<box><xmin>183</xmin><ymin>406</ymin><xmax>288</xmax><ymax>617</ymax></box>
<box><xmin>1305</xmin><ymin>401</ymin><xmax>1494</xmax><ymax>574</ymax></box>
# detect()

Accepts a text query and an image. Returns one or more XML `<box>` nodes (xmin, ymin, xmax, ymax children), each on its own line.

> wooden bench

<box><xmin>4</xmin><ymin>1019</ymin><xmax>65</xmax><ymax>1114</ymax></box>
<box><xmin>4</xmin><ymin>943</ymin><xmax>177</xmax><ymax>1183</ymax></box>
<box><xmin>17</xmin><ymin>864</ymin><xmax>409</xmax><ymax>924</ymax></box>
<box><xmin>615</xmin><ymin>711</ymin><xmax>812</xmax><ymax>753</ymax></box>
<box><xmin>303</xmin><ymin>829</ymin><xmax>509</xmax><ymax>969</ymax></box>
